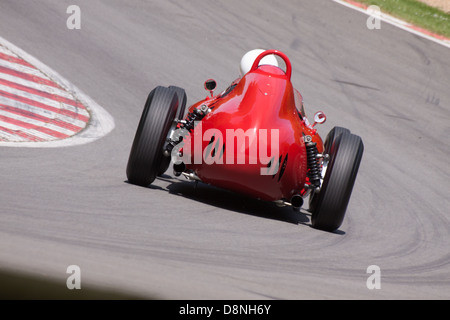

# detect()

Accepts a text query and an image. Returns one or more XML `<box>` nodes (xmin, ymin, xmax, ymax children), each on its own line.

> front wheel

<box><xmin>157</xmin><ymin>86</ymin><xmax>187</xmax><ymax>176</ymax></box>
<box><xmin>126</xmin><ymin>86</ymin><xmax>178</xmax><ymax>187</ymax></box>
<box><xmin>310</xmin><ymin>132</ymin><xmax>364</xmax><ymax>231</ymax></box>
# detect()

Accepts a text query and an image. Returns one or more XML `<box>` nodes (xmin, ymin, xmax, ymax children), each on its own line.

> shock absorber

<box><xmin>164</xmin><ymin>105</ymin><xmax>209</xmax><ymax>156</ymax></box>
<box><xmin>305</xmin><ymin>138</ymin><xmax>321</xmax><ymax>190</ymax></box>
<box><xmin>179</xmin><ymin>107</ymin><xmax>206</xmax><ymax>133</ymax></box>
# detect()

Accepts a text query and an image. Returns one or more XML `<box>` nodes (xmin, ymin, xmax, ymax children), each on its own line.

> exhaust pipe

<box><xmin>173</xmin><ymin>162</ymin><xmax>186</xmax><ymax>177</ymax></box>
<box><xmin>290</xmin><ymin>195</ymin><xmax>303</xmax><ymax>208</ymax></box>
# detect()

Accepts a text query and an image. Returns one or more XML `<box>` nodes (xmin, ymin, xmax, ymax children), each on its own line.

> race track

<box><xmin>0</xmin><ymin>0</ymin><xmax>449</xmax><ymax>299</ymax></box>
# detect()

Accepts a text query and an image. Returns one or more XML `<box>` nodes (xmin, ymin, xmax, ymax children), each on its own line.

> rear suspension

<box><xmin>305</xmin><ymin>139</ymin><xmax>321</xmax><ymax>191</ymax></box>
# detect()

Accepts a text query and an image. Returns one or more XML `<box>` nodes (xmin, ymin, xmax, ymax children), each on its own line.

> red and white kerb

<box><xmin>0</xmin><ymin>44</ymin><xmax>90</xmax><ymax>142</ymax></box>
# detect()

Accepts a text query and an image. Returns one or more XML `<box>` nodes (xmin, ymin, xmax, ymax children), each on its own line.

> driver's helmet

<box><xmin>239</xmin><ymin>49</ymin><xmax>279</xmax><ymax>77</ymax></box>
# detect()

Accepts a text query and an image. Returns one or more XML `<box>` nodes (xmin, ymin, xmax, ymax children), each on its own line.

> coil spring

<box><xmin>306</xmin><ymin>141</ymin><xmax>321</xmax><ymax>188</ymax></box>
<box><xmin>179</xmin><ymin>108</ymin><xmax>205</xmax><ymax>133</ymax></box>
<box><xmin>165</xmin><ymin>108</ymin><xmax>207</xmax><ymax>155</ymax></box>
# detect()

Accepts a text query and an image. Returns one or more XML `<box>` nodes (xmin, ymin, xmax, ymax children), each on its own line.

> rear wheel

<box><xmin>309</xmin><ymin>126</ymin><xmax>350</xmax><ymax>213</ymax></box>
<box><xmin>323</xmin><ymin>126</ymin><xmax>350</xmax><ymax>151</ymax></box>
<box><xmin>310</xmin><ymin>131</ymin><xmax>364</xmax><ymax>231</ymax></box>
<box><xmin>126</xmin><ymin>86</ymin><xmax>178</xmax><ymax>187</ymax></box>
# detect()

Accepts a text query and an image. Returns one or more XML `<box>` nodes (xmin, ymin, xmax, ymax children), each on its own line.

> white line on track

<box><xmin>332</xmin><ymin>0</ymin><xmax>450</xmax><ymax>50</ymax></box>
<box><xmin>0</xmin><ymin>45</ymin><xmax>19</xmax><ymax>57</ymax></box>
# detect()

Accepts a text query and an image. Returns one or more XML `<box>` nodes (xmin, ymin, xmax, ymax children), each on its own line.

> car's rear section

<box><xmin>184</xmin><ymin>64</ymin><xmax>308</xmax><ymax>202</ymax></box>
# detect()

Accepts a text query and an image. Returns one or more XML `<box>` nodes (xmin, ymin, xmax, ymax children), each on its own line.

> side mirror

<box><xmin>204</xmin><ymin>79</ymin><xmax>217</xmax><ymax>97</ymax></box>
<box><xmin>312</xmin><ymin>111</ymin><xmax>326</xmax><ymax>127</ymax></box>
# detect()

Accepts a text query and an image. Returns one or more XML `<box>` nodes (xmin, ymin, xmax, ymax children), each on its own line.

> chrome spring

<box><xmin>179</xmin><ymin>108</ymin><xmax>205</xmax><ymax>133</ymax></box>
<box><xmin>165</xmin><ymin>108</ymin><xmax>207</xmax><ymax>155</ymax></box>
<box><xmin>306</xmin><ymin>141</ymin><xmax>321</xmax><ymax>189</ymax></box>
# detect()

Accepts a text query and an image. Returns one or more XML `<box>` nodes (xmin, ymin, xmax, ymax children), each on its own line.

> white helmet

<box><xmin>239</xmin><ymin>49</ymin><xmax>279</xmax><ymax>77</ymax></box>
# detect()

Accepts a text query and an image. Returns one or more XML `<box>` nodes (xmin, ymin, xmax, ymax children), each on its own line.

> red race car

<box><xmin>126</xmin><ymin>49</ymin><xmax>364</xmax><ymax>232</ymax></box>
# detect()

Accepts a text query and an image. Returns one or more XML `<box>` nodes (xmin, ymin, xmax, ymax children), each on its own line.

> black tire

<box><xmin>169</xmin><ymin>85</ymin><xmax>187</xmax><ymax>120</ymax></box>
<box><xmin>309</xmin><ymin>126</ymin><xmax>351</xmax><ymax>212</ymax></box>
<box><xmin>157</xmin><ymin>86</ymin><xmax>187</xmax><ymax>176</ymax></box>
<box><xmin>126</xmin><ymin>86</ymin><xmax>178</xmax><ymax>186</ymax></box>
<box><xmin>310</xmin><ymin>132</ymin><xmax>364</xmax><ymax>232</ymax></box>
<box><xmin>323</xmin><ymin>126</ymin><xmax>350</xmax><ymax>151</ymax></box>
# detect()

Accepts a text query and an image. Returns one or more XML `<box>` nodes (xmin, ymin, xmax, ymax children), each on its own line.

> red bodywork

<box><xmin>181</xmin><ymin>50</ymin><xmax>323</xmax><ymax>202</ymax></box>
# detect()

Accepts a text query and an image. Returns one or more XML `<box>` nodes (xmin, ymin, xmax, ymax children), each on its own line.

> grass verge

<box><xmin>352</xmin><ymin>0</ymin><xmax>450</xmax><ymax>38</ymax></box>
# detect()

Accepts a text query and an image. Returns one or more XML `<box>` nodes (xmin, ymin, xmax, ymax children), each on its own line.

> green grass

<box><xmin>354</xmin><ymin>0</ymin><xmax>450</xmax><ymax>38</ymax></box>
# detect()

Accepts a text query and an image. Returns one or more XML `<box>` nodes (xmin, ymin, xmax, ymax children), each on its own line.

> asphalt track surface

<box><xmin>0</xmin><ymin>0</ymin><xmax>449</xmax><ymax>299</ymax></box>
